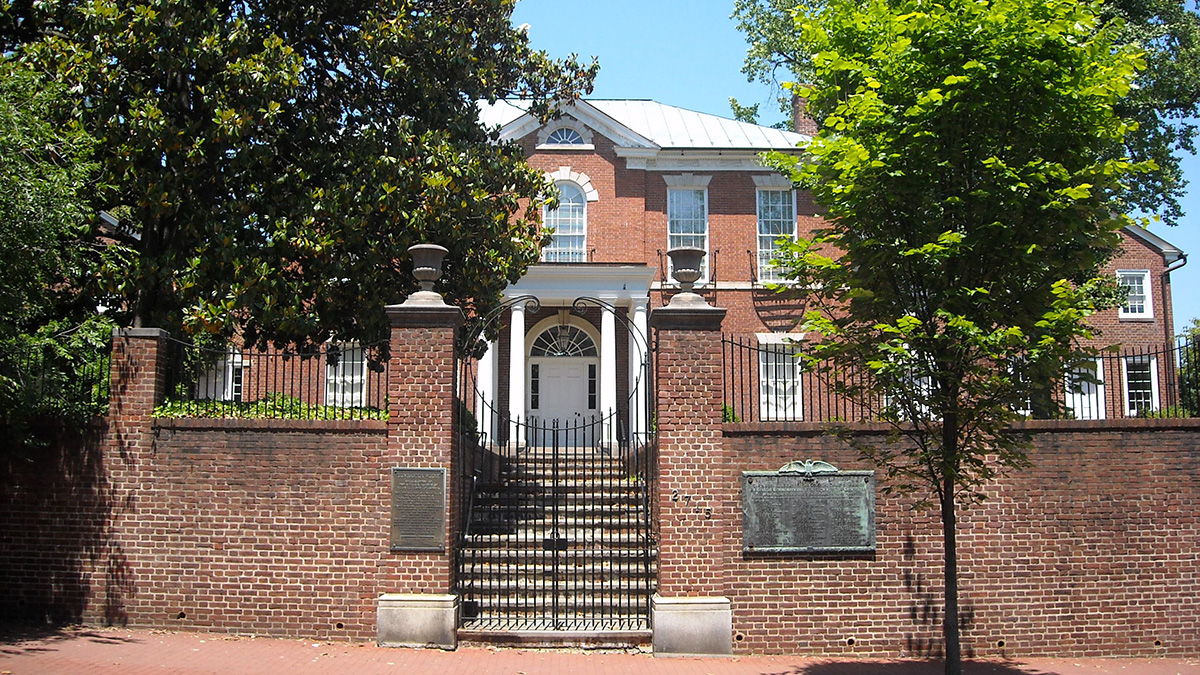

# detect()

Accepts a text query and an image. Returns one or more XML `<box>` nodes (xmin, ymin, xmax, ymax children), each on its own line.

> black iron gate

<box><xmin>454</xmin><ymin>297</ymin><xmax>656</xmax><ymax>632</ymax></box>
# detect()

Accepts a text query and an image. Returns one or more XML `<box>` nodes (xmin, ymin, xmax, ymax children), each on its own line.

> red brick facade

<box><xmin>511</xmin><ymin>105</ymin><xmax>1177</xmax><ymax>345</ymax></box>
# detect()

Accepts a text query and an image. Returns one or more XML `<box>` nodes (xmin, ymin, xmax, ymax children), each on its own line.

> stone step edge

<box><xmin>457</xmin><ymin>629</ymin><xmax>652</xmax><ymax>649</ymax></box>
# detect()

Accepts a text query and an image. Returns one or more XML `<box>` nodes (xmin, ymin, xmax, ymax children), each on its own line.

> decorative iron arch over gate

<box><xmin>453</xmin><ymin>296</ymin><xmax>656</xmax><ymax>634</ymax></box>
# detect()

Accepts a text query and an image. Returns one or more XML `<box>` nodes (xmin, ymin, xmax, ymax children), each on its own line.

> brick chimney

<box><xmin>792</xmin><ymin>90</ymin><xmax>819</xmax><ymax>136</ymax></box>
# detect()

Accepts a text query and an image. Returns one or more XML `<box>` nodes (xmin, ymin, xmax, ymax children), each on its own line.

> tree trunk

<box><xmin>942</xmin><ymin>473</ymin><xmax>961</xmax><ymax>675</ymax></box>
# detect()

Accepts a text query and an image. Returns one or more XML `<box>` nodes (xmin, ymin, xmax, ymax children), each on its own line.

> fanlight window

<box><xmin>543</xmin><ymin>182</ymin><xmax>587</xmax><ymax>262</ymax></box>
<box><xmin>531</xmin><ymin>325</ymin><xmax>598</xmax><ymax>358</ymax></box>
<box><xmin>546</xmin><ymin>127</ymin><xmax>586</xmax><ymax>145</ymax></box>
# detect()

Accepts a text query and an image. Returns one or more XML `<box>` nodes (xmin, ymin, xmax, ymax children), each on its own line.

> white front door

<box><xmin>529</xmin><ymin>357</ymin><xmax>597</xmax><ymax>445</ymax></box>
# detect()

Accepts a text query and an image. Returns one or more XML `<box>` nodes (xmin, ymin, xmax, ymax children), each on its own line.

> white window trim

<box><xmin>1121</xmin><ymin>354</ymin><xmax>1159</xmax><ymax>416</ymax></box>
<box><xmin>542</xmin><ymin>181</ymin><xmax>588</xmax><ymax>263</ymax></box>
<box><xmin>1065</xmin><ymin>358</ymin><xmax>1106</xmax><ymax>421</ymax></box>
<box><xmin>665</xmin><ymin>174</ymin><xmax>712</xmax><ymax>284</ymax></box>
<box><xmin>1117</xmin><ymin>269</ymin><xmax>1153</xmax><ymax>320</ymax></box>
<box><xmin>545</xmin><ymin>167</ymin><xmax>599</xmax><ymax>202</ymax></box>
<box><xmin>757</xmin><ymin>333</ymin><xmax>804</xmax><ymax>421</ymax></box>
<box><xmin>325</xmin><ymin>343</ymin><xmax>367</xmax><ymax>408</ymax></box>
<box><xmin>197</xmin><ymin>351</ymin><xmax>247</xmax><ymax>402</ymax></box>
<box><xmin>755</xmin><ymin>187</ymin><xmax>797</xmax><ymax>284</ymax></box>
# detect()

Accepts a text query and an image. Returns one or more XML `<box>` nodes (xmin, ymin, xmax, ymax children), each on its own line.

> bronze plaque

<box><xmin>390</xmin><ymin>467</ymin><xmax>446</xmax><ymax>552</ymax></box>
<box><xmin>742</xmin><ymin>470</ymin><xmax>875</xmax><ymax>553</ymax></box>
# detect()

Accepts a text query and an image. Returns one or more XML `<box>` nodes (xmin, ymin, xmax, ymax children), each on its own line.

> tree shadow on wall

<box><xmin>0</xmin><ymin>420</ymin><xmax>135</xmax><ymax>630</ymax></box>
<box><xmin>901</xmin><ymin>533</ymin><xmax>977</xmax><ymax>660</ymax></box>
<box><xmin>752</xmin><ymin>287</ymin><xmax>808</xmax><ymax>333</ymax></box>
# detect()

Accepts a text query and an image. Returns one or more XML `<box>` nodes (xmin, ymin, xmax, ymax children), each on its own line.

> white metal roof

<box><xmin>477</xmin><ymin>99</ymin><xmax>533</xmax><ymax>129</ymax></box>
<box><xmin>477</xmin><ymin>99</ymin><xmax>808</xmax><ymax>150</ymax></box>
<box><xmin>588</xmin><ymin>100</ymin><xmax>807</xmax><ymax>149</ymax></box>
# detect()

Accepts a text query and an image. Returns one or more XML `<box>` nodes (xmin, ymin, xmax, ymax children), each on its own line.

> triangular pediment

<box><xmin>487</xmin><ymin>100</ymin><xmax>660</xmax><ymax>150</ymax></box>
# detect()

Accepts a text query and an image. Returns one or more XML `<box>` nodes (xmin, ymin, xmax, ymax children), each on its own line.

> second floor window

<box><xmin>1117</xmin><ymin>269</ymin><xmax>1152</xmax><ymax>319</ymax></box>
<box><xmin>668</xmin><ymin>188</ymin><xmax>708</xmax><ymax>281</ymax></box>
<box><xmin>543</xmin><ymin>182</ymin><xmax>587</xmax><ymax>263</ymax></box>
<box><xmin>757</xmin><ymin>189</ymin><xmax>795</xmax><ymax>283</ymax></box>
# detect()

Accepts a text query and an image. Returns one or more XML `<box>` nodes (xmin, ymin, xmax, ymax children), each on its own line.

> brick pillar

<box><xmin>109</xmin><ymin>328</ymin><xmax>170</xmax><ymax>420</ymax></box>
<box><xmin>378</xmin><ymin>292</ymin><xmax>464</xmax><ymax>649</ymax></box>
<box><xmin>649</xmin><ymin>293</ymin><xmax>731</xmax><ymax>656</ymax></box>
<box><xmin>100</xmin><ymin>327</ymin><xmax>170</xmax><ymax>625</ymax></box>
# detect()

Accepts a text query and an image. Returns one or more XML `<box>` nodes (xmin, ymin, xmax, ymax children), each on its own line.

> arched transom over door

<box><xmin>527</xmin><ymin>324</ymin><xmax>599</xmax><ymax>426</ymax></box>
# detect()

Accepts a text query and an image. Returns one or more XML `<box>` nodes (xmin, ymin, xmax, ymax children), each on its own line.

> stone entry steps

<box><xmin>458</xmin><ymin>445</ymin><xmax>656</xmax><ymax>637</ymax></box>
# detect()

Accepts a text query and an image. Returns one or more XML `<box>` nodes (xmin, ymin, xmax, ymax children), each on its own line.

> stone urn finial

<box><xmin>403</xmin><ymin>243</ymin><xmax>449</xmax><ymax>306</ymax></box>
<box><xmin>410</xmin><ymin>244</ymin><xmax>448</xmax><ymax>292</ymax></box>
<box><xmin>667</xmin><ymin>246</ymin><xmax>705</xmax><ymax>293</ymax></box>
<box><xmin>665</xmin><ymin>247</ymin><xmax>711</xmax><ymax>308</ymax></box>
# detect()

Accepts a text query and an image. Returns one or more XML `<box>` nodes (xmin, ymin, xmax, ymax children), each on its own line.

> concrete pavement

<box><xmin>1</xmin><ymin>627</ymin><xmax>1198</xmax><ymax>675</ymax></box>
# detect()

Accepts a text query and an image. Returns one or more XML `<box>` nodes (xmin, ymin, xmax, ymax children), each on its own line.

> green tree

<box><xmin>1179</xmin><ymin>318</ymin><xmax>1200</xmax><ymax>416</ymax></box>
<box><xmin>766</xmin><ymin>0</ymin><xmax>1146</xmax><ymax>671</ymax></box>
<box><xmin>1103</xmin><ymin>0</ymin><xmax>1200</xmax><ymax>226</ymax></box>
<box><xmin>0</xmin><ymin>57</ymin><xmax>116</xmax><ymax>440</ymax></box>
<box><xmin>18</xmin><ymin>0</ymin><xmax>596</xmax><ymax>348</ymax></box>
<box><xmin>728</xmin><ymin>96</ymin><xmax>762</xmax><ymax>125</ymax></box>
<box><xmin>734</xmin><ymin>0</ymin><xmax>1200</xmax><ymax>225</ymax></box>
<box><xmin>733</xmin><ymin>0</ymin><xmax>806</xmax><ymax>108</ymax></box>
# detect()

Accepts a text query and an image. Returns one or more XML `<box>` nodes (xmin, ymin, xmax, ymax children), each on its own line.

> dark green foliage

<box><xmin>1103</xmin><ymin>0</ymin><xmax>1200</xmax><ymax>226</ymax></box>
<box><xmin>0</xmin><ymin>316</ymin><xmax>114</xmax><ymax>452</ymax></box>
<box><xmin>1179</xmin><ymin>319</ymin><xmax>1200</xmax><ymax>416</ymax></box>
<box><xmin>17</xmin><ymin>0</ymin><xmax>597</xmax><ymax>349</ymax></box>
<box><xmin>0</xmin><ymin>58</ymin><xmax>117</xmax><ymax>447</ymax></box>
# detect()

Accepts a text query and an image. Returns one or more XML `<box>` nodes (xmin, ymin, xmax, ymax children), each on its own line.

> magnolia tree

<box><xmin>16</xmin><ymin>0</ymin><xmax>596</xmax><ymax>348</ymax></box>
<box><xmin>765</xmin><ymin>0</ymin><xmax>1147</xmax><ymax>672</ymax></box>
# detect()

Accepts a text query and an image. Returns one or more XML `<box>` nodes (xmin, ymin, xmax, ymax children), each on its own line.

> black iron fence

<box><xmin>455</xmin><ymin>393</ymin><xmax>655</xmax><ymax>632</ymax></box>
<box><xmin>158</xmin><ymin>338</ymin><xmax>389</xmax><ymax>420</ymax></box>
<box><xmin>723</xmin><ymin>334</ymin><xmax>1200</xmax><ymax>424</ymax></box>
<box><xmin>0</xmin><ymin>339</ymin><xmax>112</xmax><ymax>421</ymax></box>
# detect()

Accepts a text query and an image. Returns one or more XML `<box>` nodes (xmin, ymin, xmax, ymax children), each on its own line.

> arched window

<box><xmin>543</xmin><ymin>182</ymin><xmax>587</xmax><ymax>262</ymax></box>
<box><xmin>531</xmin><ymin>325</ymin><xmax>598</xmax><ymax>358</ymax></box>
<box><xmin>545</xmin><ymin>127</ymin><xmax>586</xmax><ymax>145</ymax></box>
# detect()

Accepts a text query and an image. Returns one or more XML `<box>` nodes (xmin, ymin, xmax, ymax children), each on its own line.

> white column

<box><xmin>600</xmin><ymin>301</ymin><xmax>617</xmax><ymax>444</ymax></box>
<box><xmin>508</xmin><ymin>302</ymin><xmax>526</xmax><ymax>445</ymax></box>
<box><xmin>476</xmin><ymin>339</ymin><xmax>496</xmax><ymax>443</ymax></box>
<box><xmin>628</xmin><ymin>298</ymin><xmax>649</xmax><ymax>443</ymax></box>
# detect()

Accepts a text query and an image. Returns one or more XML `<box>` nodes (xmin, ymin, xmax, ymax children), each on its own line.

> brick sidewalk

<box><xmin>1</xmin><ymin>627</ymin><xmax>1197</xmax><ymax>675</ymax></box>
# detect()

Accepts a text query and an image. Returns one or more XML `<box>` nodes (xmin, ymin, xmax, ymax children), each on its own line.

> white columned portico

<box><xmin>628</xmin><ymin>298</ymin><xmax>649</xmax><ymax>442</ymax></box>
<box><xmin>599</xmin><ymin>298</ymin><xmax>617</xmax><ymax>442</ymax></box>
<box><xmin>508</xmin><ymin>302</ymin><xmax>526</xmax><ymax>444</ymax></box>
<box><xmin>476</xmin><ymin>339</ymin><xmax>497</xmax><ymax>442</ymax></box>
<box><xmin>502</xmin><ymin>265</ymin><xmax>658</xmax><ymax>445</ymax></box>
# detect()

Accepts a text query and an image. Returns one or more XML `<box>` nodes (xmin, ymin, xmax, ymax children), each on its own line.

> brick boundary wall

<box><xmin>0</xmin><ymin>419</ymin><xmax>111</xmax><ymax>625</ymax></box>
<box><xmin>723</xmin><ymin>418</ymin><xmax>1200</xmax><ymax>658</ymax></box>
<box><xmin>2</xmin><ymin>326</ymin><xmax>1198</xmax><ymax>656</ymax></box>
<box><xmin>99</xmin><ymin>418</ymin><xmax>389</xmax><ymax>640</ymax></box>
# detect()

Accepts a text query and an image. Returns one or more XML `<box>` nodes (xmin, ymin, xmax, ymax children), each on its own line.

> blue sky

<box><xmin>512</xmin><ymin>0</ymin><xmax>1200</xmax><ymax>331</ymax></box>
